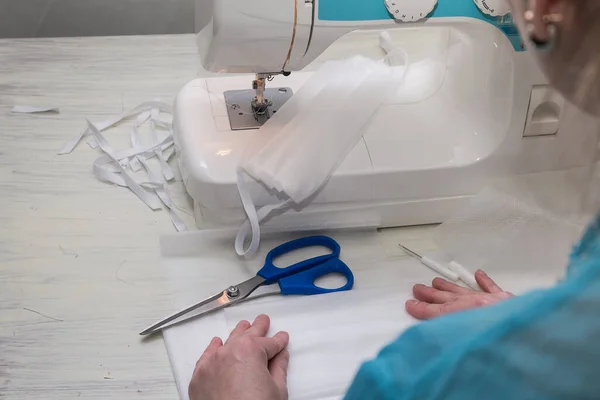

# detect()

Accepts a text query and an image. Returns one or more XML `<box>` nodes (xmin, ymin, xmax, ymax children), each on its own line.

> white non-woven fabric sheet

<box><xmin>157</xmin><ymin>228</ymin><xmax>560</xmax><ymax>400</ymax></box>
<box><xmin>159</xmin><ymin>229</ymin><xmax>430</xmax><ymax>400</ymax></box>
<box><xmin>432</xmin><ymin>171</ymin><xmax>589</xmax><ymax>284</ymax></box>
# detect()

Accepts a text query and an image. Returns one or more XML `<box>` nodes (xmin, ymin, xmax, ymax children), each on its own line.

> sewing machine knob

<box><xmin>473</xmin><ymin>0</ymin><xmax>511</xmax><ymax>17</ymax></box>
<box><xmin>384</xmin><ymin>0</ymin><xmax>437</xmax><ymax>22</ymax></box>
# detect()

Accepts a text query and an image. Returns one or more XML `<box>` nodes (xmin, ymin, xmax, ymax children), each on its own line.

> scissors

<box><xmin>140</xmin><ymin>235</ymin><xmax>354</xmax><ymax>336</ymax></box>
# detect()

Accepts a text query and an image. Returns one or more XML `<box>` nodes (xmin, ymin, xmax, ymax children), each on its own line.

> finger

<box><xmin>198</xmin><ymin>336</ymin><xmax>223</xmax><ymax>363</ymax></box>
<box><xmin>226</xmin><ymin>320</ymin><xmax>251</xmax><ymax>343</ymax></box>
<box><xmin>269</xmin><ymin>349</ymin><xmax>290</xmax><ymax>399</ymax></box>
<box><xmin>246</xmin><ymin>314</ymin><xmax>271</xmax><ymax>337</ymax></box>
<box><xmin>256</xmin><ymin>331</ymin><xmax>289</xmax><ymax>360</ymax></box>
<box><xmin>475</xmin><ymin>270</ymin><xmax>503</xmax><ymax>294</ymax></box>
<box><xmin>405</xmin><ymin>299</ymin><xmax>475</xmax><ymax>320</ymax></box>
<box><xmin>412</xmin><ymin>284</ymin><xmax>460</xmax><ymax>304</ymax></box>
<box><xmin>431</xmin><ymin>277</ymin><xmax>473</xmax><ymax>294</ymax></box>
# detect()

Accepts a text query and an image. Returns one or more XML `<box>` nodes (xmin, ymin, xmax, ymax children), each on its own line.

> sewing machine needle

<box><xmin>399</xmin><ymin>244</ymin><xmax>423</xmax><ymax>260</ymax></box>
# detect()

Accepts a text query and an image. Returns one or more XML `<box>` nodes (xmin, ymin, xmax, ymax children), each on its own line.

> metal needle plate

<box><xmin>224</xmin><ymin>87</ymin><xmax>293</xmax><ymax>130</ymax></box>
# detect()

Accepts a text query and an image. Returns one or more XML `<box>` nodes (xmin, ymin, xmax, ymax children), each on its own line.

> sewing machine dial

<box><xmin>473</xmin><ymin>0</ymin><xmax>511</xmax><ymax>16</ymax></box>
<box><xmin>384</xmin><ymin>0</ymin><xmax>437</xmax><ymax>22</ymax></box>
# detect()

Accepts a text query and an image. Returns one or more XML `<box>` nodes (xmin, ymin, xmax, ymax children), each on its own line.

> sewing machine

<box><xmin>173</xmin><ymin>0</ymin><xmax>595</xmax><ymax>231</ymax></box>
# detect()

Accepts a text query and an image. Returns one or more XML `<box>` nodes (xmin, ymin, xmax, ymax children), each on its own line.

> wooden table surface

<box><xmin>0</xmin><ymin>34</ymin><xmax>435</xmax><ymax>399</ymax></box>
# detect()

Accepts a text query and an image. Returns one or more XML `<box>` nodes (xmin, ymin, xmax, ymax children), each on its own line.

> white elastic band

<box><xmin>379</xmin><ymin>31</ymin><xmax>395</xmax><ymax>54</ymax></box>
<box><xmin>379</xmin><ymin>31</ymin><xmax>411</xmax><ymax>69</ymax></box>
<box><xmin>129</xmin><ymin>157</ymin><xmax>142</xmax><ymax>173</ymax></box>
<box><xmin>87</xmin><ymin>138</ymin><xmax>99</xmax><ymax>149</ymax></box>
<box><xmin>132</xmin><ymin>111</ymin><xmax>152</xmax><ymax>147</ymax></box>
<box><xmin>157</xmin><ymin>152</ymin><xmax>174</xmax><ymax>181</ymax></box>
<box><xmin>87</xmin><ymin>120</ymin><xmax>163</xmax><ymax>210</ymax></box>
<box><xmin>61</xmin><ymin>100</ymin><xmax>184</xmax><ymax>232</ymax></box>
<box><xmin>58</xmin><ymin>101</ymin><xmax>172</xmax><ymax>155</ymax></box>
<box><xmin>127</xmin><ymin>111</ymin><xmax>184</xmax><ymax>230</ymax></box>
<box><xmin>163</xmin><ymin>145</ymin><xmax>175</xmax><ymax>162</ymax></box>
<box><xmin>137</xmin><ymin>157</ymin><xmax>187</xmax><ymax>232</ymax></box>
<box><xmin>12</xmin><ymin>106</ymin><xmax>59</xmax><ymax>114</ymax></box>
<box><xmin>235</xmin><ymin>170</ymin><xmax>291</xmax><ymax>256</ymax></box>
<box><xmin>92</xmin><ymin>134</ymin><xmax>175</xmax><ymax>187</ymax></box>
<box><xmin>149</xmin><ymin>109</ymin><xmax>174</xmax><ymax>182</ymax></box>
<box><xmin>129</xmin><ymin>111</ymin><xmax>152</xmax><ymax>172</ymax></box>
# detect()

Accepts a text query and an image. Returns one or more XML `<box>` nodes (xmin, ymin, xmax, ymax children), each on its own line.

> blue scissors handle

<box><xmin>257</xmin><ymin>236</ymin><xmax>341</xmax><ymax>285</ymax></box>
<box><xmin>278</xmin><ymin>258</ymin><xmax>354</xmax><ymax>295</ymax></box>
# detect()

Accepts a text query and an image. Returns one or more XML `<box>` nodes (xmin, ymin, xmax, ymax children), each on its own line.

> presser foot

<box><xmin>224</xmin><ymin>87</ymin><xmax>293</xmax><ymax>130</ymax></box>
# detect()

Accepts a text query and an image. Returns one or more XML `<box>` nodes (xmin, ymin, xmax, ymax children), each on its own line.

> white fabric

<box><xmin>58</xmin><ymin>100</ymin><xmax>172</xmax><ymax>155</ymax></box>
<box><xmin>87</xmin><ymin>120</ymin><xmax>163</xmax><ymax>210</ymax></box>
<box><xmin>138</xmin><ymin>156</ymin><xmax>187</xmax><ymax>231</ymax></box>
<box><xmin>235</xmin><ymin>54</ymin><xmax>410</xmax><ymax>257</ymax></box>
<box><xmin>12</xmin><ymin>105</ymin><xmax>59</xmax><ymax>113</ymax></box>
<box><xmin>234</xmin><ymin>172</ymin><xmax>293</xmax><ymax>256</ymax></box>
<box><xmin>432</xmin><ymin>170</ymin><xmax>590</xmax><ymax>284</ymax></box>
<box><xmin>158</xmin><ymin>228</ymin><xmax>560</xmax><ymax>400</ymax></box>
<box><xmin>59</xmin><ymin>101</ymin><xmax>186</xmax><ymax>231</ymax></box>
<box><xmin>160</xmin><ymin>229</ymin><xmax>427</xmax><ymax>400</ymax></box>
<box><xmin>224</xmin><ymin>288</ymin><xmax>414</xmax><ymax>400</ymax></box>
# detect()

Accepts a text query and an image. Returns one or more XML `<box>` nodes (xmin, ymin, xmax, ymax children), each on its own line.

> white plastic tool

<box><xmin>448</xmin><ymin>261</ymin><xmax>481</xmax><ymax>291</ymax></box>
<box><xmin>399</xmin><ymin>245</ymin><xmax>460</xmax><ymax>282</ymax></box>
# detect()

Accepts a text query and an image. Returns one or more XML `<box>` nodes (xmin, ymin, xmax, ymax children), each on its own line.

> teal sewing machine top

<box><xmin>318</xmin><ymin>0</ymin><xmax>524</xmax><ymax>51</ymax></box>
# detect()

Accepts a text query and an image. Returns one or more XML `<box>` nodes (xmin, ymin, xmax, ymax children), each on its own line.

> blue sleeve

<box><xmin>344</xmin><ymin>258</ymin><xmax>600</xmax><ymax>400</ymax></box>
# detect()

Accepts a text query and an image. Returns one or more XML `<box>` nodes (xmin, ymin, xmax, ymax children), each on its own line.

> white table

<box><xmin>0</xmin><ymin>35</ymin><xmax>436</xmax><ymax>399</ymax></box>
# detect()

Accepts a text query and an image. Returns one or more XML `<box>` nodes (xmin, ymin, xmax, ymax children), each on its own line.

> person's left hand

<box><xmin>189</xmin><ymin>314</ymin><xmax>290</xmax><ymax>400</ymax></box>
<box><xmin>405</xmin><ymin>270</ymin><xmax>514</xmax><ymax>320</ymax></box>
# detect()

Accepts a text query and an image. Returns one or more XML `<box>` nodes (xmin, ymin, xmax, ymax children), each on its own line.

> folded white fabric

<box><xmin>235</xmin><ymin>52</ymin><xmax>410</xmax><ymax>257</ymax></box>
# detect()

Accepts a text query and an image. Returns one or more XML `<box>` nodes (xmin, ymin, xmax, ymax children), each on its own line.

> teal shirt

<box><xmin>345</xmin><ymin>216</ymin><xmax>600</xmax><ymax>399</ymax></box>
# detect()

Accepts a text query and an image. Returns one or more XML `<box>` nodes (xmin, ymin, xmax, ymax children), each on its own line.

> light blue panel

<box><xmin>317</xmin><ymin>0</ymin><xmax>524</xmax><ymax>51</ymax></box>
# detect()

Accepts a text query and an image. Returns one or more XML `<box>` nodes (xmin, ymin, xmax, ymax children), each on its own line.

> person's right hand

<box><xmin>406</xmin><ymin>270</ymin><xmax>514</xmax><ymax>320</ymax></box>
<box><xmin>189</xmin><ymin>314</ymin><xmax>290</xmax><ymax>400</ymax></box>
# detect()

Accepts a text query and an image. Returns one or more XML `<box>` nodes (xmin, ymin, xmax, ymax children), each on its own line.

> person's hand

<box><xmin>405</xmin><ymin>270</ymin><xmax>514</xmax><ymax>320</ymax></box>
<box><xmin>189</xmin><ymin>314</ymin><xmax>290</xmax><ymax>400</ymax></box>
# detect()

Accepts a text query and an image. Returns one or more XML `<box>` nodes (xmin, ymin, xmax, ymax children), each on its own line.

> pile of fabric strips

<box><xmin>57</xmin><ymin>101</ymin><xmax>187</xmax><ymax>231</ymax></box>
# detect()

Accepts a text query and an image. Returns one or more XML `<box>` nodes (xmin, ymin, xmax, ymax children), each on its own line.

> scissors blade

<box><xmin>139</xmin><ymin>275</ymin><xmax>266</xmax><ymax>336</ymax></box>
<box><xmin>139</xmin><ymin>291</ymin><xmax>228</xmax><ymax>336</ymax></box>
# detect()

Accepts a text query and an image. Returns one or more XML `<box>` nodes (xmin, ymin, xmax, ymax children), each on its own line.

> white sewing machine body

<box><xmin>173</xmin><ymin>0</ymin><xmax>595</xmax><ymax>230</ymax></box>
